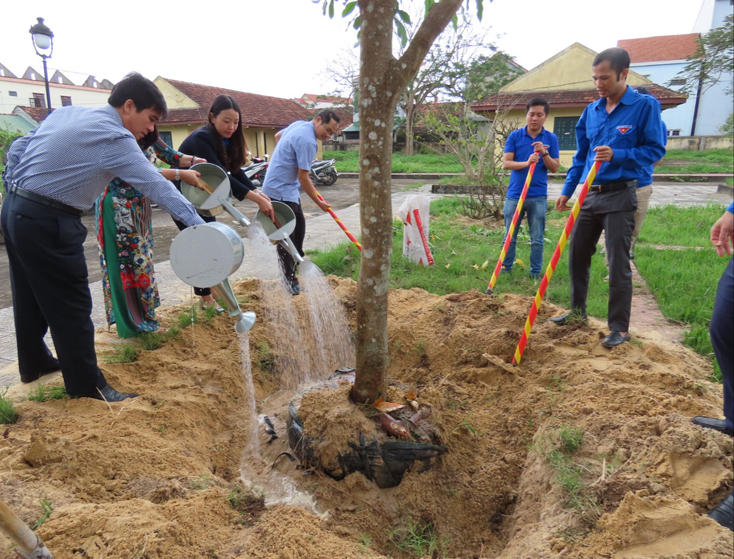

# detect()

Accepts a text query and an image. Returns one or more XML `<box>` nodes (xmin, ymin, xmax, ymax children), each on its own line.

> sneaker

<box><xmin>500</xmin><ymin>268</ymin><xmax>512</xmax><ymax>274</ymax></box>
<box><xmin>529</xmin><ymin>274</ymin><xmax>541</xmax><ymax>280</ymax></box>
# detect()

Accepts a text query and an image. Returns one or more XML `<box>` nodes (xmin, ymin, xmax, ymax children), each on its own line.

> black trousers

<box><xmin>0</xmin><ymin>192</ymin><xmax>107</xmax><ymax>394</ymax></box>
<box><xmin>173</xmin><ymin>212</ymin><xmax>217</xmax><ymax>296</ymax></box>
<box><xmin>568</xmin><ymin>186</ymin><xmax>636</xmax><ymax>332</ymax></box>
<box><xmin>274</xmin><ymin>200</ymin><xmax>305</xmax><ymax>283</ymax></box>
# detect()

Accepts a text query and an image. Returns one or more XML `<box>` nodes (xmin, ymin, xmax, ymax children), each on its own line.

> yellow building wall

<box><xmin>501</xmin><ymin>43</ymin><xmax>651</xmax><ymax>95</ymax></box>
<box><xmin>153</xmin><ymin>77</ymin><xmax>197</xmax><ymax>108</ymax></box>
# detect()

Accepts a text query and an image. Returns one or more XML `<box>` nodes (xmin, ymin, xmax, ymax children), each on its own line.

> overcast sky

<box><xmin>1</xmin><ymin>0</ymin><xmax>706</xmax><ymax>101</ymax></box>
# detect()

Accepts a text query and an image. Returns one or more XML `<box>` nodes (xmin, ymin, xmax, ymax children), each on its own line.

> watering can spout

<box><xmin>210</xmin><ymin>280</ymin><xmax>257</xmax><ymax>333</ymax></box>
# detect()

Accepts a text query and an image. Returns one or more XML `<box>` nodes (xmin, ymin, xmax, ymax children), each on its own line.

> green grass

<box><xmin>637</xmin><ymin>204</ymin><xmax>725</xmax><ymax>247</ymax></box>
<box><xmin>388</xmin><ymin>521</ymin><xmax>448</xmax><ymax>558</ymax></box>
<box><xmin>323</xmin><ymin>149</ymin><xmax>733</xmax><ymax>176</ymax></box>
<box><xmin>310</xmin><ymin>197</ymin><xmax>611</xmax><ymax>318</ymax></box>
<box><xmin>104</xmin><ymin>344</ymin><xmax>139</xmax><ymax>364</ymax></box>
<box><xmin>26</xmin><ymin>385</ymin><xmax>67</xmax><ymax>402</ymax></box>
<box><xmin>0</xmin><ymin>389</ymin><xmax>18</xmax><ymax>424</ymax></box>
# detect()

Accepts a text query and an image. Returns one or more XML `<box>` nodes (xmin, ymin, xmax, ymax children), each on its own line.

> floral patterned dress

<box><xmin>95</xmin><ymin>139</ymin><xmax>185</xmax><ymax>337</ymax></box>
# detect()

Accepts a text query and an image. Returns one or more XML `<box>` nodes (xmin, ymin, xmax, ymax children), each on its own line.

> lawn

<box><xmin>326</xmin><ymin>148</ymin><xmax>734</xmax><ymax>176</ymax></box>
<box><xmin>309</xmin><ymin>199</ymin><xmax>730</xmax><ymax>380</ymax></box>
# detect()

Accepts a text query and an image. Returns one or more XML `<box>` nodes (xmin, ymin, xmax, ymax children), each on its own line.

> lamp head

<box><xmin>29</xmin><ymin>17</ymin><xmax>54</xmax><ymax>54</ymax></box>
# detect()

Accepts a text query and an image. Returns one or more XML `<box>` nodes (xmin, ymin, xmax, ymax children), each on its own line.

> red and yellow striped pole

<box><xmin>486</xmin><ymin>159</ymin><xmax>538</xmax><ymax>295</ymax></box>
<box><xmin>313</xmin><ymin>188</ymin><xmax>362</xmax><ymax>252</ymax></box>
<box><xmin>512</xmin><ymin>160</ymin><xmax>603</xmax><ymax>365</ymax></box>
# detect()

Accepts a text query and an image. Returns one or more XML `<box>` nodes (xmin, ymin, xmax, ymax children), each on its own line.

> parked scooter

<box><xmin>242</xmin><ymin>154</ymin><xmax>269</xmax><ymax>187</ymax></box>
<box><xmin>309</xmin><ymin>158</ymin><xmax>338</xmax><ymax>186</ymax></box>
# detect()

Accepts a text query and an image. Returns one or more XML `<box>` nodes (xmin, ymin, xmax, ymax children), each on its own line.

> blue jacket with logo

<box><xmin>562</xmin><ymin>86</ymin><xmax>666</xmax><ymax>197</ymax></box>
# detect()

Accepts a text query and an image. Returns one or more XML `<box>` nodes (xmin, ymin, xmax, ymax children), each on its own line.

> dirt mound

<box><xmin>0</xmin><ymin>277</ymin><xmax>731</xmax><ymax>558</ymax></box>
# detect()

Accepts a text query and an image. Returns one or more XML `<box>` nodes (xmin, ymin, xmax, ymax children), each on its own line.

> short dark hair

<box><xmin>108</xmin><ymin>72</ymin><xmax>168</xmax><ymax>118</ymax></box>
<box><xmin>138</xmin><ymin>125</ymin><xmax>159</xmax><ymax>151</ymax></box>
<box><xmin>526</xmin><ymin>97</ymin><xmax>550</xmax><ymax>115</ymax></box>
<box><xmin>316</xmin><ymin>109</ymin><xmax>340</xmax><ymax>124</ymax></box>
<box><xmin>593</xmin><ymin>48</ymin><xmax>630</xmax><ymax>78</ymax></box>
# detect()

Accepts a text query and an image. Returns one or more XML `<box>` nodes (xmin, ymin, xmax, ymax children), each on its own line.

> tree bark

<box><xmin>352</xmin><ymin>0</ymin><xmax>464</xmax><ymax>405</ymax></box>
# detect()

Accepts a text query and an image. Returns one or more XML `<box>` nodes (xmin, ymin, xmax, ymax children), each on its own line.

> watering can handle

<box><xmin>219</xmin><ymin>198</ymin><xmax>251</xmax><ymax>227</ymax></box>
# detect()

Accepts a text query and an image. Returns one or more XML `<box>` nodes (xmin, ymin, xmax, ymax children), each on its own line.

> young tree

<box><xmin>320</xmin><ymin>0</ymin><xmax>483</xmax><ymax>404</ymax></box>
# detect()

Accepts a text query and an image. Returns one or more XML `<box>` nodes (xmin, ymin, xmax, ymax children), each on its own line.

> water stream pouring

<box><xmin>254</xmin><ymin>201</ymin><xmax>304</xmax><ymax>265</ymax></box>
<box><xmin>169</xmin><ymin>222</ymin><xmax>255</xmax><ymax>334</ymax></box>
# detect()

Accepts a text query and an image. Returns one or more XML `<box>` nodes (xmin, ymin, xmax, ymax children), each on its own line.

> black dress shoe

<box><xmin>20</xmin><ymin>361</ymin><xmax>62</xmax><ymax>383</ymax></box>
<box><xmin>548</xmin><ymin>312</ymin><xmax>587</xmax><ymax>326</ymax></box>
<box><xmin>692</xmin><ymin>416</ymin><xmax>734</xmax><ymax>436</ymax></box>
<box><xmin>70</xmin><ymin>384</ymin><xmax>138</xmax><ymax>402</ymax></box>
<box><xmin>601</xmin><ymin>332</ymin><xmax>631</xmax><ymax>347</ymax></box>
<box><xmin>708</xmin><ymin>491</ymin><xmax>734</xmax><ymax>531</ymax></box>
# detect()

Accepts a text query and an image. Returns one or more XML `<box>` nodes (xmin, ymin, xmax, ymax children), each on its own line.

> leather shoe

<box><xmin>601</xmin><ymin>332</ymin><xmax>631</xmax><ymax>347</ymax></box>
<box><xmin>708</xmin><ymin>491</ymin><xmax>734</xmax><ymax>531</ymax></box>
<box><xmin>692</xmin><ymin>416</ymin><xmax>734</xmax><ymax>436</ymax></box>
<box><xmin>548</xmin><ymin>312</ymin><xmax>587</xmax><ymax>326</ymax></box>
<box><xmin>70</xmin><ymin>384</ymin><xmax>138</xmax><ymax>402</ymax></box>
<box><xmin>20</xmin><ymin>360</ymin><xmax>61</xmax><ymax>384</ymax></box>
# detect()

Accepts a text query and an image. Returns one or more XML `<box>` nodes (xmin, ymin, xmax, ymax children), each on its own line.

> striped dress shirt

<box><xmin>7</xmin><ymin>104</ymin><xmax>204</xmax><ymax>226</ymax></box>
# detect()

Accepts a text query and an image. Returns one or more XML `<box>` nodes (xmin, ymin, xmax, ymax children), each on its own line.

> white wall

<box><xmin>0</xmin><ymin>77</ymin><xmax>110</xmax><ymax>114</ymax></box>
<box><xmin>631</xmin><ymin>60</ymin><xmax>695</xmax><ymax>136</ymax></box>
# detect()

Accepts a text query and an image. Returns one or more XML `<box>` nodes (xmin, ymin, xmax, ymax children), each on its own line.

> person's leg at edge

<box><xmin>501</xmin><ymin>197</ymin><xmax>522</xmax><ymax>272</ymax></box>
<box><xmin>1</xmin><ymin>197</ymin><xmax>58</xmax><ymax>380</ymax></box>
<box><xmin>711</xmin><ymin>257</ymin><xmax>734</xmax><ymax>431</ymax></box>
<box><xmin>568</xmin><ymin>203</ymin><xmax>603</xmax><ymax>316</ymax></box>
<box><xmin>603</xmin><ymin>208</ymin><xmax>635</xmax><ymax>333</ymax></box>
<box><xmin>630</xmin><ymin>184</ymin><xmax>653</xmax><ymax>257</ymax></box>
<box><xmin>525</xmin><ymin>196</ymin><xmax>547</xmax><ymax>277</ymax></box>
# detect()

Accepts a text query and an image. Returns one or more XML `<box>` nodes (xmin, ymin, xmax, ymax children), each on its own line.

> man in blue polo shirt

<box><xmin>501</xmin><ymin>97</ymin><xmax>560</xmax><ymax>278</ymax></box>
<box><xmin>550</xmin><ymin>48</ymin><xmax>665</xmax><ymax>348</ymax></box>
<box><xmin>262</xmin><ymin>110</ymin><xmax>337</xmax><ymax>295</ymax></box>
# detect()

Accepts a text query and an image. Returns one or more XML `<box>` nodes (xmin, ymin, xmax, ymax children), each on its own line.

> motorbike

<box><xmin>309</xmin><ymin>158</ymin><xmax>338</xmax><ymax>186</ymax></box>
<box><xmin>242</xmin><ymin>154</ymin><xmax>269</xmax><ymax>187</ymax></box>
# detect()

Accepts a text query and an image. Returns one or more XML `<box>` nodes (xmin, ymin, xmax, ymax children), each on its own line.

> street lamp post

<box><xmin>29</xmin><ymin>17</ymin><xmax>54</xmax><ymax>110</ymax></box>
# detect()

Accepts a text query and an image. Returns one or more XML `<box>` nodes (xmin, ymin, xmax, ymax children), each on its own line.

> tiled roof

<box><xmin>471</xmin><ymin>85</ymin><xmax>687</xmax><ymax>112</ymax></box>
<box><xmin>161</xmin><ymin>78</ymin><xmax>313</xmax><ymax>128</ymax></box>
<box><xmin>15</xmin><ymin>106</ymin><xmax>53</xmax><ymax>123</ymax></box>
<box><xmin>617</xmin><ymin>34</ymin><xmax>699</xmax><ymax>63</ymax></box>
<box><xmin>296</xmin><ymin>93</ymin><xmax>352</xmax><ymax>106</ymax></box>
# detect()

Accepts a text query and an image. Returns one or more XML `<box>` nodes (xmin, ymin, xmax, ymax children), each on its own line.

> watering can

<box><xmin>255</xmin><ymin>200</ymin><xmax>304</xmax><ymax>265</ymax></box>
<box><xmin>169</xmin><ymin>222</ymin><xmax>255</xmax><ymax>334</ymax></box>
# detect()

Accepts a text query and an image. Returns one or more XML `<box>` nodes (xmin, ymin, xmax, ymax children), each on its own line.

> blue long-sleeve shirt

<box><xmin>562</xmin><ymin>86</ymin><xmax>666</xmax><ymax>198</ymax></box>
<box><xmin>7</xmin><ymin>104</ymin><xmax>204</xmax><ymax>226</ymax></box>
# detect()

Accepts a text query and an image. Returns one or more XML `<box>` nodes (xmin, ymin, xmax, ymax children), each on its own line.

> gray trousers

<box><xmin>569</xmin><ymin>186</ymin><xmax>637</xmax><ymax>332</ymax></box>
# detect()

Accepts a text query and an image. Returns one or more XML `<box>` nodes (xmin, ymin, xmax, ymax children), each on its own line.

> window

<box><xmin>61</xmin><ymin>96</ymin><xmax>72</xmax><ymax>107</ymax></box>
<box><xmin>554</xmin><ymin>117</ymin><xmax>578</xmax><ymax>151</ymax></box>
<box><xmin>9</xmin><ymin>91</ymin><xmax>17</xmax><ymax>97</ymax></box>
<box><xmin>30</xmin><ymin>72</ymin><xmax>36</xmax><ymax>80</ymax></box>
<box><xmin>668</xmin><ymin>129</ymin><xmax>681</xmax><ymax>137</ymax></box>
<box><xmin>0</xmin><ymin>69</ymin><xmax>4</xmax><ymax>77</ymax></box>
<box><xmin>31</xmin><ymin>93</ymin><xmax>45</xmax><ymax>108</ymax></box>
<box><xmin>57</xmin><ymin>76</ymin><xmax>63</xmax><ymax>83</ymax></box>
<box><xmin>159</xmin><ymin>131</ymin><xmax>173</xmax><ymax>147</ymax></box>
<box><xmin>669</xmin><ymin>78</ymin><xmax>686</xmax><ymax>86</ymax></box>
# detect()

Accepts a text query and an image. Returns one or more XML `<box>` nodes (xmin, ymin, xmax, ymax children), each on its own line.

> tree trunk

<box><xmin>352</xmin><ymin>0</ymin><xmax>397</xmax><ymax>404</ymax></box>
<box><xmin>404</xmin><ymin>97</ymin><xmax>415</xmax><ymax>156</ymax></box>
<box><xmin>351</xmin><ymin>0</ymin><xmax>465</xmax><ymax>405</ymax></box>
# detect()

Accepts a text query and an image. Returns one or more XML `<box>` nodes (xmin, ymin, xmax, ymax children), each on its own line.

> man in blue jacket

<box><xmin>549</xmin><ymin>48</ymin><xmax>665</xmax><ymax>348</ymax></box>
<box><xmin>501</xmin><ymin>97</ymin><xmax>560</xmax><ymax>278</ymax></box>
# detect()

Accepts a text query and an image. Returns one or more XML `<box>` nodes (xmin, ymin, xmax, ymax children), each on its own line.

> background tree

<box><xmin>675</xmin><ymin>14</ymin><xmax>733</xmax><ymax>95</ymax></box>
<box><xmin>320</xmin><ymin>0</ymin><xmax>483</xmax><ymax>404</ymax></box>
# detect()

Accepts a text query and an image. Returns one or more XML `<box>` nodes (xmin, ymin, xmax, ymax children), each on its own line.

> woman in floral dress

<box><xmin>96</xmin><ymin>129</ymin><xmax>204</xmax><ymax>337</ymax></box>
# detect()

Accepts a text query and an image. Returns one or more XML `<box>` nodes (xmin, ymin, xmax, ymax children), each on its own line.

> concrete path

<box><xmin>0</xmin><ymin>181</ymin><xmax>731</xmax><ymax>389</ymax></box>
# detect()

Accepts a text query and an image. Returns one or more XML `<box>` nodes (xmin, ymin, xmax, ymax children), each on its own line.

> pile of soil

<box><xmin>1</xmin><ymin>277</ymin><xmax>731</xmax><ymax>558</ymax></box>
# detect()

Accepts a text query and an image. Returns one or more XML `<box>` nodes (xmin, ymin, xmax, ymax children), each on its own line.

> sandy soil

<box><xmin>1</xmin><ymin>277</ymin><xmax>732</xmax><ymax>558</ymax></box>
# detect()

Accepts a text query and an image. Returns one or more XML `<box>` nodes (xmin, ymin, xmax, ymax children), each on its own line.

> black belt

<box><xmin>9</xmin><ymin>184</ymin><xmax>84</xmax><ymax>216</ymax></box>
<box><xmin>589</xmin><ymin>179</ymin><xmax>638</xmax><ymax>193</ymax></box>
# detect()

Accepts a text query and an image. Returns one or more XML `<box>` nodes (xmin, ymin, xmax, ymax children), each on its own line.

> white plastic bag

<box><xmin>396</xmin><ymin>195</ymin><xmax>434</xmax><ymax>266</ymax></box>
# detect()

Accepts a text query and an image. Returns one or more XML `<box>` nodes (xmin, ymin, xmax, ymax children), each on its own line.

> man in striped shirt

<box><xmin>2</xmin><ymin>73</ymin><xmax>204</xmax><ymax>402</ymax></box>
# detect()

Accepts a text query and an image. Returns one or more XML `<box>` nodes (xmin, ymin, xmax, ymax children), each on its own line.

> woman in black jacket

<box><xmin>175</xmin><ymin>94</ymin><xmax>274</xmax><ymax>310</ymax></box>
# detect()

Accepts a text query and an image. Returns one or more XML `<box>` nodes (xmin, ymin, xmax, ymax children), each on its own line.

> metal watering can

<box><xmin>184</xmin><ymin>163</ymin><xmax>303</xmax><ymax>264</ymax></box>
<box><xmin>169</xmin><ymin>222</ymin><xmax>255</xmax><ymax>334</ymax></box>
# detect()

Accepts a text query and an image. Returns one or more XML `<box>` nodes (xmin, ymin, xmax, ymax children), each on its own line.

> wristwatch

<box><xmin>174</xmin><ymin>169</ymin><xmax>180</xmax><ymax>181</ymax></box>
<box><xmin>541</xmin><ymin>150</ymin><xmax>549</xmax><ymax>157</ymax></box>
